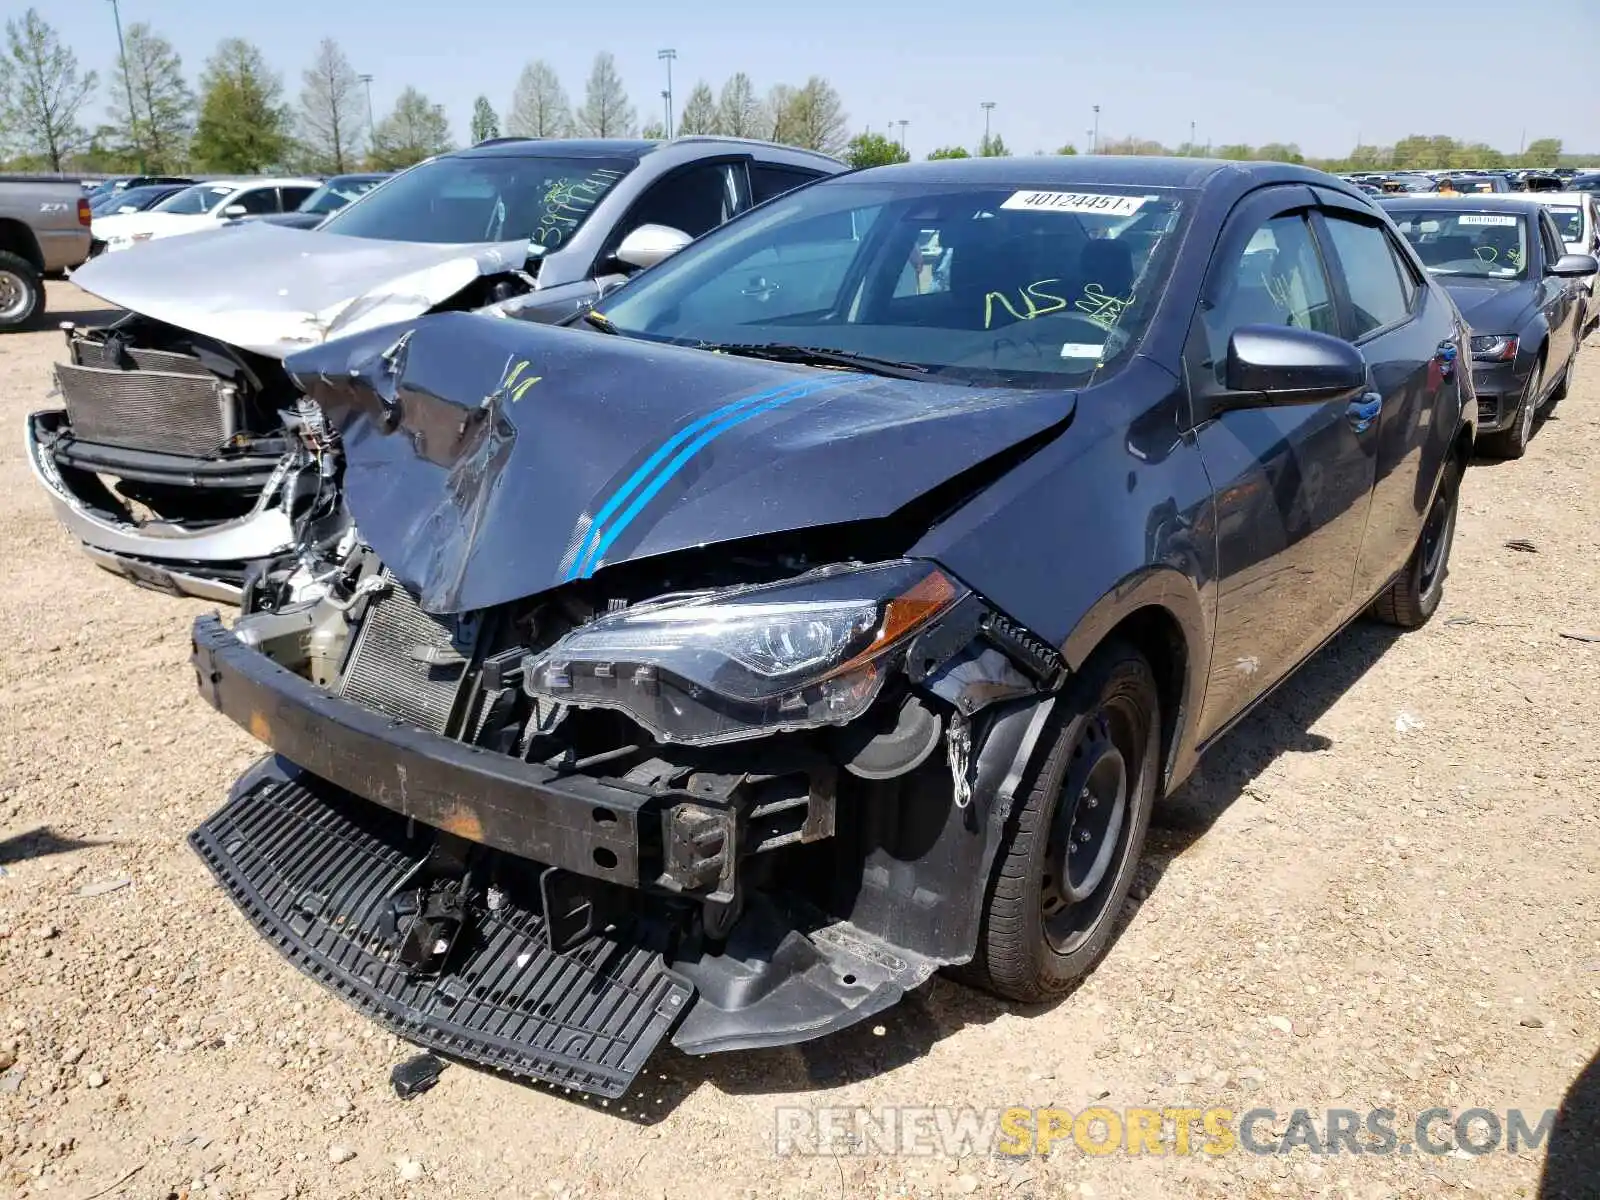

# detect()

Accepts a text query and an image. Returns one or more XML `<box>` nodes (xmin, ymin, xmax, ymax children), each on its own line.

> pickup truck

<box><xmin>0</xmin><ymin>176</ymin><xmax>94</xmax><ymax>329</ymax></box>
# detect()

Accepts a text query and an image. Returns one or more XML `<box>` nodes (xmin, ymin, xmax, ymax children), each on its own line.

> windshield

<box><xmin>154</xmin><ymin>183</ymin><xmax>236</xmax><ymax>215</ymax></box>
<box><xmin>595</xmin><ymin>179</ymin><xmax>1189</xmax><ymax>389</ymax></box>
<box><xmin>1391</xmin><ymin>209</ymin><xmax>1529</xmax><ymax>279</ymax></box>
<box><xmin>1545</xmin><ymin>206</ymin><xmax>1584</xmax><ymax>243</ymax></box>
<box><xmin>92</xmin><ymin>185</ymin><xmax>167</xmax><ymax>215</ymax></box>
<box><xmin>300</xmin><ymin>177</ymin><xmax>383</xmax><ymax>214</ymax></box>
<box><xmin>1435</xmin><ymin>178</ymin><xmax>1497</xmax><ymax>194</ymax></box>
<box><xmin>318</xmin><ymin>154</ymin><xmax>634</xmax><ymax>246</ymax></box>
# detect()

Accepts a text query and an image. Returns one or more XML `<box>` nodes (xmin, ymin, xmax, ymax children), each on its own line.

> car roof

<box><xmin>857</xmin><ymin>156</ymin><xmax>1331</xmax><ymax>191</ymax></box>
<box><xmin>1526</xmin><ymin>192</ymin><xmax>1591</xmax><ymax>205</ymax></box>
<box><xmin>452</xmin><ymin>134</ymin><xmax>842</xmax><ymax>170</ymax></box>
<box><xmin>1380</xmin><ymin>195</ymin><xmax>1554</xmax><ymax>216</ymax></box>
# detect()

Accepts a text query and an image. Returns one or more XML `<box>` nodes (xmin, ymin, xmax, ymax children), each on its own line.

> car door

<box><xmin>1185</xmin><ymin>188</ymin><xmax>1379</xmax><ymax>741</ymax></box>
<box><xmin>225</xmin><ymin>186</ymin><xmax>281</xmax><ymax>221</ymax></box>
<box><xmin>1313</xmin><ymin>203</ymin><xmax>1461</xmax><ymax>602</ymax></box>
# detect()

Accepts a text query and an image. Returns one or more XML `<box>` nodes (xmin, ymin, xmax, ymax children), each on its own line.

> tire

<box><xmin>1370</xmin><ymin>459</ymin><xmax>1460</xmax><ymax>629</ymax></box>
<box><xmin>1478</xmin><ymin>356</ymin><xmax>1543</xmax><ymax>460</ymax></box>
<box><xmin>965</xmin><ymin>639</ymin><xmax>1160</xmax><ymax>1002</ymax></box>
<box><xmin>1547</xmin><ymin>354</ymin><xmax>1573</xmax><ymax>409</ymax></box>
<box><xmin>0</xmin><ymin>250</ymin><xmax>43</xmax><ymax>331</ymax></box>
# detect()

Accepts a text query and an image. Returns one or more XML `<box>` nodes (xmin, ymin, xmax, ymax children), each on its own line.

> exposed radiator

<box><xmin>70</xmin><ymin>337</ymin><xmax>210</xmax><ymax>376</ymax></box>
<box><xmin>337</xmin><ymin>575</ymin><xmax>476</xmax><ymax>734</ymax></box>
<box><xmin>53</xmin><ymin>360</ymin><xmax>235</xmax><ymax>457</ymax></box>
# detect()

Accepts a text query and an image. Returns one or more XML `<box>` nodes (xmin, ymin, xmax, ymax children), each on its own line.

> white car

<box><xmin>93</xmin><ymin>178</ymin><xmax>321</xmax><ymax>254</ymax></box>
<box><xmin>1531</xmin><ymin>192</ymin><xmax>1600</xmax><ymax>316</ymax></box>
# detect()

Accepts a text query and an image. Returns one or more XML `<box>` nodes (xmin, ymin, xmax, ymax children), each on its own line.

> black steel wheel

<box><xmin>966</xmin><ymin>639</ymin><xmax>1160</xmax><ymax>1002</ymax></box>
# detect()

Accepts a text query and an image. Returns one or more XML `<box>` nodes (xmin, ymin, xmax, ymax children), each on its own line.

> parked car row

<box><xmin>20</xmin><ymin>144</ymin><xmax>1599</xmax><ymax>1101</ymax></box>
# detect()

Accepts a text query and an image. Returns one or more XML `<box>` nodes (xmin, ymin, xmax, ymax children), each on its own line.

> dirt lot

<box><xmin>2</xmin><ymin>280</ymin><xmax>1598</xmax><ymax>1200</ymax></box>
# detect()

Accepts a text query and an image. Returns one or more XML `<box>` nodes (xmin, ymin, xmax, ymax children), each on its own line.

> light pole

<box><xmin>107</xmin><ymin>0</ymin><xmax>142</xmax><ymax>171</ymax></box>
<box><xmin>980</xmin><ymin>101</ymin><xmax>995</xmax><ymax>149</ymax></box>
<box><xmin>1190</xmin><ymin>120</ymin><xmax>1197</xmax><ymax>154</ymax></box>
<box><xmin>658</xmin><ymin>49</ymin><xmax>677</xmax><ymax>135</ymax></box>
<box><xmin>358</xmin><ymin>74</ymin><xmax>375</xmax><ymax>146</ymax></box>
<box><xmin>660</xmin><ymin>91</ymin><xmax>671</xmax><ymax>136</ymax></box>
<box><xmin>896</xmin><ymin>119</ymin><xmax>909</xmax><ymax>153</ymax></box>
<box><xmin>1092</xmin><ymin>105</ymin><xmax>1100</xmax><ymax>154</ymax></box>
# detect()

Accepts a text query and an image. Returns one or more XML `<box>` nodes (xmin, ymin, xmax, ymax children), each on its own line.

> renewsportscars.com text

<box><xmin>774</xmin><ymin>1105</ymin><xmax>1556</xmax><ymax>1158</ymax></box>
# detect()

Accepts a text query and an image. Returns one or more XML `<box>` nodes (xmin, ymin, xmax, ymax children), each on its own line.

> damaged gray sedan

<box><xmin>185</xmin><ymin>159</ymin><xmax>1470</xmax><ymax>1097</ymax></box>
<box><xmin>26</xmin><ymin>137</ymin><xmax>841</xmax><ymax>602</ymax></box>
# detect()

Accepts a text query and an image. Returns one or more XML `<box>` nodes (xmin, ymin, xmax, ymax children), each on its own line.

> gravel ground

<box><xmin>2</xmin><ymin>281</ymin><xmax>1598</xmax><ymax>1200</ymax></box>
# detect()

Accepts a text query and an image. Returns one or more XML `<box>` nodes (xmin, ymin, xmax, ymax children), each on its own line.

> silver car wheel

<box><xmin>0</xmin><ymin>268</ymin><xmax>31</xmax><ymax>322</ymax></box>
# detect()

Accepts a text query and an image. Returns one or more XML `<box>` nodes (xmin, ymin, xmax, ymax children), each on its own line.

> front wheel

<box><xmin>1370</xmin><ymin>462</ymin><xmax>1460</xmax><ymax>628</ymax></box>
<box><xmin>966</xmin><ymin>640</ymin><xmax>1160</xmax><ymax>1002</ymax></box>
<box><xmin>1479</xmin><ymin>359</ymin><xmax>1542</xmax><ymax>460</ymax></box>
<box><xmin>0</xmin><ymin>251</ymin><xmax>42</xmax><ymax>331</ymax></box>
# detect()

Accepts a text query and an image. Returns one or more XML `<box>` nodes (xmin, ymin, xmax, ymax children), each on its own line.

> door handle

<box><xmin>1346</xmin><ymin>392</ymin><xmax>1382</xmax><ymax>433</ymax></box>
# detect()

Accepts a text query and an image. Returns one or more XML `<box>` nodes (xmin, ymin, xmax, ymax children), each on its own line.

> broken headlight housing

<box><xmin>523</xmin><ymin>561</ymin><xmax>967</xmax><ymax>745</ymax></box>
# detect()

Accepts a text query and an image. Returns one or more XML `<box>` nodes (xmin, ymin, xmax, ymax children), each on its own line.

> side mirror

<box><xmin>613</xmin><ymin>223</ymin><xmax>692</xmax><ymax>272</ymax></box>
<box><xmin>1549</xmin><ymin>253</ymin><xmax>1599</xmax><ymax>278</ymax></box>
<box><xmin>1222</xmin><ymin>325</ymin><xmax>1367</xmax><ymax>406</ymax></box>
<box><xmin>222</xmin><ymin>204</ymin><xmax>248</xmax><ymax>218</ymax></box>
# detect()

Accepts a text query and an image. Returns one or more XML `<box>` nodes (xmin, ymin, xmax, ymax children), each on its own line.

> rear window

<box><xmin>154</xmin><ymin>184</ymin><xmax>237</xmax><ymax>215</ymax></box>
<box><xmin>1545</xmin><ymin>206</ymin><xmax>1584</xmax><ymax>243</ymax></box>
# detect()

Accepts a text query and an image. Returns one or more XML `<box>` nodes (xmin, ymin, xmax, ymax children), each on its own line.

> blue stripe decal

<box><xmin>566</xmin><ymin>373</ymin><xmax>856</xmax><ymax>580</ymax></box>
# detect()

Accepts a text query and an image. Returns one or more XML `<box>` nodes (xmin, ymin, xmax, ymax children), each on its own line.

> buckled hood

<box><xmin>285</xmin><ymin>313</ymin><xmax>1077</xmax><ymax>613</ymax></box>
<box><xmin>70</xmin><ymin>222</ymin><xmax>530</xmax><ymax>357</ymax></box>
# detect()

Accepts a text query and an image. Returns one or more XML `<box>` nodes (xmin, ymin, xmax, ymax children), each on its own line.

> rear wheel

<box><xmin>1479</xmin><ymin>358</ymin><xmax>1542</xmax><ymax>460</ymax></box>
<box><xmin>966</xmin><ymin>640</ymin><xmax>1160</xmax><ymax>1002</ymax></box>
<box><xmin>0</xmin><ymin>251</ymin><xmax>42</xmax><ymax>331</ymax></box>
<box><xmin>1371</xmin><ymin>461</ymin><xmax>1460</xmax><ymax>628</ymax></box>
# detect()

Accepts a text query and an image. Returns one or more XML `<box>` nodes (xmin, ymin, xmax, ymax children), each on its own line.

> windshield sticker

<box><xmin>1001</xmin><ymin>191</ymin><xmax>1147</xmax><ymax>217</ymax></box>
<box><xmin>1060</xmin><ymin>343</ymin><xmax>1104</xmax><ymax>359</ymax></box>
<box><xmin>1457</xmin><ymin>214</ymin><xmax>1518</xmax><ymax>227</ymax></box>
<box><xmin>536</xmin><ymin>167</ymin><xmax>626</xmax><ymax>249</ymax></box>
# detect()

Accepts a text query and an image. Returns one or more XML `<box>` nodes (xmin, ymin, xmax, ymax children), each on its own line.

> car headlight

<box><xmin>1469</xmin><ymin>334</ymin><xmax>1518</xmax><ymax>362</ymax></box>
<box><xmin>523</xmin><ymin>561</ymin><xmax>967</xmax><ymax>745</ymax></box>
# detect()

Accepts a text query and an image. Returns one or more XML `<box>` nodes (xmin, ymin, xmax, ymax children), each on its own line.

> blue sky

<box><xmin>59</xmin><ymin>0</ymin><xmax>1600</xmax><ymax>158</ymax></box>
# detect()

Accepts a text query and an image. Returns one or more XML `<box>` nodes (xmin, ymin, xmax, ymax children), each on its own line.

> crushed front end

<box><xmin>26</xmin><ymin>319</ymin><xmax>343</xmax><ymax>602</ymax></box>
<box><xmin>190</xmin><ymin>537</ymin><xmax>1064</xmax><ymax>1096</ymax></box>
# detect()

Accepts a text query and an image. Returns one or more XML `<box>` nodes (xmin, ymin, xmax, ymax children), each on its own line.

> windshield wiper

<box><xmin>696</xmin><ymin>342</ymin><xmax>929</xmax><ymax>380</ymax></box>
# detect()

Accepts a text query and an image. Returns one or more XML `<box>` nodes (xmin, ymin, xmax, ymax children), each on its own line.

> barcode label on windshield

<box><xmin>1002</xmin><ymin>191</ymin><xmax>1147</xmax><ymax>217</ymax></box>
<box><xmin>1457</xmin><ymin>214</ymin><xmax>1518</xmax><ymax>226</ymax></box>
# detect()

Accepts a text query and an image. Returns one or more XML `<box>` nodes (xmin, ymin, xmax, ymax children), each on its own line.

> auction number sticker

<box><xmin>1457</xmin><ymin>214</ymin><xmax>1518</xmax><ymax>226</ymax></box>
<box><xmin>1060</xmin><ymin>343</ymin><xmax>1105</xmax><ymax>359</ymax></box>
<box><xmin>1001</xmin><ymin>191</ymin><xmax>1147</xmax><ymax>217</ymax></box>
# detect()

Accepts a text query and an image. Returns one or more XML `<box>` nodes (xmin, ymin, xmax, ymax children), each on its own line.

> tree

<box><xmin>507</xmin><ymin>60</ymin><xmax>571</xmax><ymax>138</ymax></box>
<box><xmin>105</xmin><ymin>23</ymin><xmax>191</xmax><ymax>172</ymax></box>
<box><xmin>0</xmin><ymin>9</ymin><xmax>96</xmax><ymax>170</ymax></box>
<box><xmin>575</xmin><ymin>52</ymin><xmax>635</xmax><ymax>138</ymax></box>
<box><xmin>927</xmin><ymin>145</ymin><xmax>971</xmax><ymax>159</ymax></box>
<box><xmin>297</xmin><ymin>38</ymin><xmax>363</xmax><ymax>172</ymax></box>
<box><xmin>844</xmin><ymin>131</ymin><xmax>907</xmax><ymax>169</ymax></box>
<box><xmin>1346</xmin><ymin>143</ymin><xmax>1383</xmax><ymax>170</ymax></box>
<box><xmin>1255</xmin><ymin>142</ymin><xmax>1304</xmax><ymax>164</ymax></box>
<box><xmin>191</xmin><ymin>38</ymin><xmax>290</xmax><ymax>172</ymax></box>
<box><xmin>778</xmin><ymin>77</ymin><xmax>846</xmax><ymax>155</ymax></box>
<box><xmin>716</xmin><ymin>73</ymin><xmax>764</xmax><ymax>138</ymax></box>
<box><xmin>765</xmin><ymin>83</ymin><xmax>798</xmax><ymax>142</ymax></box>
<box><xmin>1522</xmin><ymin>138</ymin><xmax>1562</xmax><ymax>168</ymax></box>
<box><xmin>1215</xmin><ymin>143</ymin><xmax>1254</xmax><ymax>161</ymax></box>
<box><xmin>677</xmin><ymin>81</ymin><xmax>718</xmax><ymax>136</ymax></box>
<box><xmin>369</xmin><ymin>85</ymin><xmax>451</xmax><ymax>169</ymax></box>
<box><xmin>978</xmin><ymin>132</ymin><xmax>1010</xmax><ymax>157</ymax></box>
<box><xmin>470</xmin><ymin>95</ymin><xmax>499</xmax><ymax>143</ymax></box>
<box><xmin>1389</xmin><ymin>134</ymin><xmax>1433</xmax><ymax>169</ymax></box>
<box><xmin>640</xmin><ymin>121</ymin><xmax>666</xmax><ymax>139</ymax></box>
<box><xmin>1055</xmin><ymin>144</ymin><xmax>1078</xmax><ymax>156</ymax></box>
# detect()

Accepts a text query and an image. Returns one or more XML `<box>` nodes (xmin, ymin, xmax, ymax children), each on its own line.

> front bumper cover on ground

<box><xmin>190</xmin><ymin>615</ymin><xmax>934</xmax><ymax>1090</ymax></box>
<box><xmin>26</xmin><ymin>411</ymin><xmax>295</xmax><ymax>604</ymax></box>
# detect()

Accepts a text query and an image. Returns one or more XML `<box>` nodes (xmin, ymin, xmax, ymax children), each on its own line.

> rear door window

<box><xmin>1319</xmin><ymin>215</ymin><xmax>1412</xmax><ymax>338</ymax></box>
<box><xmin>751</xmin><ymin>165</ymin><xmax>825</xmax><ymax>205</ymax></box>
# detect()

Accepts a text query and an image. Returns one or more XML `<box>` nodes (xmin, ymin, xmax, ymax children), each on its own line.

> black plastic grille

<box><xmin>189</xmin><ymin>775</ymin><xmax>693</xmax><ymax>1099</ymax></box>
<box><xmin>337</xmin><ymin>576</ymin><xmax>474</xmax><ymax>734</ymax></box>
<box><xmin>54</xmin><ymin>361</ymin><xmax>232</xmax><ymax>456</ymax></box>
